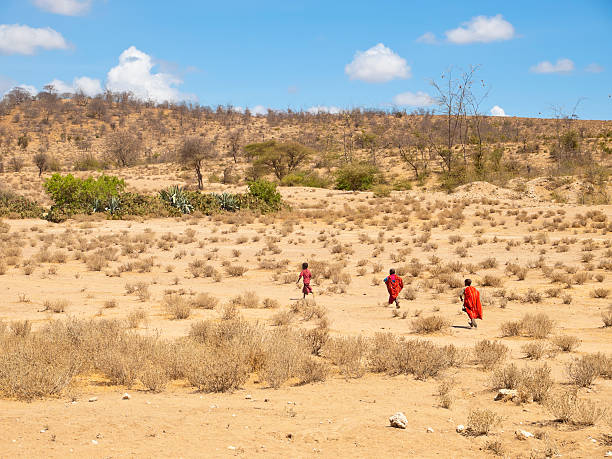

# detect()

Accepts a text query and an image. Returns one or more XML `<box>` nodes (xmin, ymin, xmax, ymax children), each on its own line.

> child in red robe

<box><xmin>460</xmin><ymin>278</ymin><xmax>483</xmax><ymax>328</ymax></box>
<box><xmin>384</xmin><ymin>268</ymin><xmax>404</xmax><ymax>308</ymax></box>
<box><xmin>297</xmin><ymin>262</ymin><xmax>313</xmax><ymax>299</ymax></box>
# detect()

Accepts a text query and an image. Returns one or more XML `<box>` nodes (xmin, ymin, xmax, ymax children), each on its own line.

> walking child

<box><xmin>384</xmin><ymin>268</ymin><xmax>404</xmax><ymax>308</ymax></box>
<box><xmin>297</xmin><ymin>262</ymin><xmax>313</xmax><ymax>299</ymax></box>
<box><xmin>459</xmin><ymin>278</ymin><xmax>483</xmax><ymax>328</ymax></box>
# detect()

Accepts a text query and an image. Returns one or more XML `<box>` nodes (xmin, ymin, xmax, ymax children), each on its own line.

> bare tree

<box><xmin>430</xmin><ymin>66</ymin><xmax>477</xmax><ymax>172</ymax></box>
<box><xmin>179</xmin><ymin>137</ymin><xmax>217</xmax><ymax>189</ymax></box>
<box><xmin>104</xmin><ymin>130</ymin><xmax>142</xmax><ymax>167</ymax></box>
<box><xmin>227</xmin><ymin>129</ymin><xmax>243</xmax><ymax>164</ymax></box>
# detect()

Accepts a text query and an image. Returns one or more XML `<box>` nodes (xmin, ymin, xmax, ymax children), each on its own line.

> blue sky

<box><xmin>0</xmin><ymin>0</ymin><xmax>610</xmax><ymax>119</ymax></box>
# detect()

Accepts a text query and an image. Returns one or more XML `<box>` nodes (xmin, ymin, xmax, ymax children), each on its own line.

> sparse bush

<box><xmin>191</xmin><ymin>292</ymin><xmax>218</xmax><ymax>309</ymax></box>
<box><xmin>547</xmin><ymin>389</ymin><xmax>606</xmax><ymax>425</ymax></box>
<box><xmin>591</xmin><ymin>288</ymin><xmax>610</xmax><ymax>299</ymax></box>
<box><xmin>521</xmin><ymin>313</ymin><xmax>554</xmax><ymax>339</ymax></box>
<box><xmin>43</xmin><ymin>299</ymin><xmax>68</xmax><ymax>313</ymax></box>
<box><xmin>164</xmin><ymin>294</ymin><xmax>191</xmax><ymax>319</ymax></box>
<box><xmin>466</xmin><ymin>408</ymin><xmax>499</xmax><ymax>436</ymax></box>
<box><xmin>603</xmin><ymin>306</ymin><xmax>612</xmax><ymax>327</ymax></box>
<box><xmin>126</xmin><ymin>309</ymin><xmax>147</xmax><ymax>328</ymax></box>
<box><xmin>335</xmin><ymin>162</ymin><xmax>382</xmax><ymax>191</ymax></box>
<box><xmin>474</xmin><ymin>340</ymin><xmax>508</xmax><ymax>369</ymax></box>
<box><xmin>521</xmin><ymin>341</ymin><xmax>547</xmax><ymax>360</ymax></box>
<box><xmin>412</xmin><ymin>315</ymin><xmax>450</xmax><ymax>334</ymax></box>
<box><xmin>323</xmin><ymin>336</ymin><xmax>367</xmax><ymax>378</ymax></box>
<box><xmin>551</xmin><ymin>335</ymin><xmax>580</xmax><ymax>352</ymax></box>
<box><xmin>566</xmin><ymin>354</ymin><xmax>603</xmax><ymax>387</ymax></box>
<box><xmin>226</xmin><ymin>264</ymin><xmax>248</xmax><ymax>277</ymax></box>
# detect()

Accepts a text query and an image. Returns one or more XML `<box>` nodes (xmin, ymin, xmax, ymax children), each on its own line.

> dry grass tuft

<box><xmin>466</xmin><ymin>408</ymin><xmax>499</xmax><ymax>436</ymax></box>
<box><xmin>163</xmin><ymin>294</ymin><xmax>191</xmax><ymax>319</ymax></box>
<box><xmin>550</xmin><ymin>335</ymin><xmax>580</xmax><ymax>352</ymax></box>
<box><xmin>474</xmin><ymin>340</ymin><xmax>508</xmax><ymax>369</ymax></box>
<box><xmin>191</xmin><ymin>292</ymin><xmax>219</xmax><ymax>309</ymax></box>
<box><xmin>412</xmin><ymin>315</ymin><xmax>450</xmax><ymax>334</ymax></box>
<box><xmin>546</xmin><ymin>389</ymin><xmax>607</xmax><ymax>426</ymax></box>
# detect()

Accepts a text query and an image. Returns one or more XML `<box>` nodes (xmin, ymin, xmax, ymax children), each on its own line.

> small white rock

<box><xmin>122</xmin><ymin>393</ymin><xmax>131</xmax><ymax>400</ymax></box>
<box><xmin>227</xmin><ymin>446</ymin><xmax>236</xmax><ymax>450</ymax></box>
<box><xmin>426</xmin><ymin>427</ymin><xmax>434</xmax><ymax>433</ymax></box>
<box><xmin>88</xmin><ymin>397</ymin><xmax>98</xmax><ymax>402</ymax></box>
<box><xmin>389</xmin><ymin>412</ymin><xmax>408</xmax><ymax>429</ymax></box>
<box><xmin>605</xmin><ymin>451</ymin><xmax>612</xmax><ymax>457</ymax></box>
<box><xmin>456</xmin><ymin>424</ymin><xmax>465</xmax><ymax>433</ymax></box>
<box><xmin>91</xmin><ymin>440</ymin><xmax>98</xmax><ymax>445</ymax></box>
<box><xmin>515</xmin><ymin>429</ymin><xmax>534</xmax><ymax>440</ymax></box>
<box><xmin>245</xmin><ymin>394</ymin><xmax>252</xmax><ymax>400</ymax></box>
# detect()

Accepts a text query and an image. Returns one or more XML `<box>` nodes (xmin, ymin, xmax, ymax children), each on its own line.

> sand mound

<box><xmin>452</xmin><ymin>181</ymin><xmax>523</xmax><ymax>201</ymax></box>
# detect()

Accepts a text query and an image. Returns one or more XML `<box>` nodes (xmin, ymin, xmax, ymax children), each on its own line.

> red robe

<box><xmin>384</xmin><ymin>274</ymin><xmax>404</xmax><ymax>303</ymax></box>
<box><xmin>463</xmin><ymin>286</ymin><xmax>483</xmax><ymax>320</ymax></box>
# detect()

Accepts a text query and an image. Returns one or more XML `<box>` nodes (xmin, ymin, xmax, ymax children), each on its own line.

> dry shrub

<box><xmin>603</xmin><ymin>306</ymin><xmax>612</xmax><ymax>327</ymax></box>
<box><xmin>191</xmin><ymin>292</ymin><xmax>218</xmax><ymax>309</ymax></box>
<box><xmin>412</xmin><ymin>315</ymin><xmax>450</xmax><ymax>334</ymax></box>
<box><xmin>550</xmin><ymin>335</ymin><xmax>580</xmax><ymax>352</ymax></box>
<box><xmin>482</xmin><ymin>274</ymin><xmax>504</xmax><ymax>287</ymax></box>
<box><xmin>164</xmin><ymin>294</ymin><xmax>191</xmax><ymax>319</ymax></box>
<box><xmin>139</xmin><ymin>361</ymin><xmax>170</xmax><ymax>392</ymax></box>
<box><xmin>225</xmin><ymin>264</ymin><xmax>248</xmax><ymax>277</ymax></box>
<box><xmin>0</xmin><ymin>260</ymin><xmax>6</xmax><ymax>275</ymax></box>
<box><xmin>500</xmin><ymin>320</ymin><xmax>522</xmax><ymax>337</ymax></box>
<box><xmin>104</xmin><ymin>299</ymin><xmax>118</xmax><ymax>309</ymax></box>
<box><xmin>10</xmin><ymin>320</ymin><xmax>31</xmax><ymax>337</ymax></box>
<box><xmin>125</xmin><ymin>282</ymin><xmax>151</xmax><ymax>302</ymax></box>
<box><xmin>491</xmin><ymin>363</ymin><xmax>522</xmax><ymax>389</ymax></box>
<box><xmin>392</xmin><ymin>340</ymin><xmax>461</xmax><ymax>380</ymax></box>
<box><xmin>521</xmin><ymin>313</ymin><xmax>554</xmax><ymax>339</ymax></box>
<box><xmin>474</xmin><ymin>340</ymin><xmax>508</xmax><ymax>369</ymax></box>
<box><xmin>368</xmin><ymin>333</ymin><xmax>399</xmax><ymax>373</ymax></box>
<box><xmin>188</xmin><ymin>260</ymin><xmax>215</xmax><ymax>278</ymax></box>
<box><xmin>297</xmin><ymin>356</ymin><xmax>329</xmax><ymax>384</ymax></box>
<box><xmin>271</xmin><ymin>310</ymin><xmax>293</xmax><ymax>326</ymax></box>
<box><xmin>546</xmin><ymin>389</ymin><xmax>606</xmax><ymax>426</ymax></box>
<box><xmin>86</xmin><ymin>253</ymin><xmax>107</xmax><ymax>271</ymax></box>
<box><xmin>231</xmin><ymin>291</ymin><xmax>260</xmax><ymax>308</ymax></box>
<box><xmin>220</xmin><ymin>302</ymin><xmax>239</xmax><ymax>320</ymax></box>
<box><xmin>323</xmin><ymin>336</ymin><xmax>367</xmax><ymax>378</ymax></box>
<box><xmin>185</xmin><ymin>344</ymin><xmax>250</xmax><ymax>392</ymax></box>
<box><xmin>263</xmin><ymin>298</ymin><xmax>280</xmax><ymax>309</ymax></box>
<box><xmin>483</xmin><ymin>440</ymin><xmax>505</xmax><ymax>457</ymax></box>
<box><xmin>260</xmin><ymin>328</ymin><xmax>309</xmax><ymax>388</ymax></box>
<box><xmin>521</xmin><ymin>288</ymin><xmax>542</xmax><ymax>303</ymax></box>
<box><xmin>126</xmin><ymin>309</ymin><xmax>147</xmax><ymax>328</ymax></box>
<box><xmin>402</xmin><ymin>287</ymin><xmax>416</xmax><ymax>300</ymax></box>
<box><xmin>437</xmin><ymin>379</ymin><xmax>455</xmax><ymax>409</ymax></box>
<box><xmin>43</xmin><ymin>299</ymin><xmax>68</xmax><ymax>313</ymax></box>
<box><xmin>518</xmin><ymin>365</ymin><xmax>554</xmax><ymax>403</ymax></box>
<box><xmin>521</xmin><ymin>341</ymin><xmax>547</xmax><ymax>360</ymax></box>
<box><xmin>302</xmin><ymin>318</ymin><xmax>330</xmax><ymax>356</ymax></box>
<box><xmin>591</xmin><ymin>288</ymin><xmax>610</xmax><ymax>299</ymax></box>
<box><xmin>566</xmin><ymin>353</ymin><xmax>607</xmax><ymax>387</ymax></box>
<box><xmin>466</xmin><ymin>408</ymin><xmax>499</xmax><ymax>436</ymax></box>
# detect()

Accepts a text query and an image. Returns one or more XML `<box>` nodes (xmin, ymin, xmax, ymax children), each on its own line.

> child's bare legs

<box><xmin>395</xmin><ymin>298</ymin><xmax>400</xmax><ymax>309</ymax></box>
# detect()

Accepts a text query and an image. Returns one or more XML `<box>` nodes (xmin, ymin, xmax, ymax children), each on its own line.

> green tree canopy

<box><xmin>244</xmin><ymin>140</ymin><xmax>312</xmax><ymax>180</ymax></box>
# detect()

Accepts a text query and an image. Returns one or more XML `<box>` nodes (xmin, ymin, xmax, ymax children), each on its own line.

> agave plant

<box><xmin>160</xmin><ymin>185</ymin><xmax>194</xmax><ymax>214</ymax></box>
<box><xmin>105</xmin><ymin>196</ymin><xmax>122</xmax><ymax>215</ymax></box>
<box><xmin>213</xmin><ymin>192</ymin><xmax>239</xmax><ymax>211</ymax></box>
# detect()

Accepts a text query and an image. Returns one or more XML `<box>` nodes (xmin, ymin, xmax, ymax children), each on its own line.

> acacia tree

<box><xmin>244</xmin><ymin>140</ymin><xmax>311</xmax><ymax>180</ymax></box>
<box><xmin>227</xmin><ymin>129</ymin><xmax>243</xmax><ymax>164</ymax></box>
<box><xmin>179</xmin><ymin>137</ymin><xmax>217</xmax><ymax>189</ymax></box>
<box><xmin>33</xmin><ymin>152</ymin><xmax>49</xmax><ymax>177</ymax></box>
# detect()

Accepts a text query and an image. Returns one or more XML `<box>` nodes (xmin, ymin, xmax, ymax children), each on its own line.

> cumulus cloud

<box><xmin>393</xmin><ymin>91</ymin><xmax>435</xmax><ymax>107</ymax></box>
<box><xmin>416</xmin><ymin>32</ymin><xmax>437</xmax><ymax>44</ymax></box>
<box><xmin>0</xmin><ymin>24</ymin><xmax>68</xmax><ymax>55</ymax></box>
<box><xmin>345</xmin><ymin>43</ymin><xmax>410</xmax><ymax>83</ymax></box>
<box><xmin>445</xmin><ymin>14</ymin><xmax>515</xmax><ymax>44</ymax></box>
<box><xmin>250</xmin><ymin>105</ymin><xmax>268</xmax><ymax>116</ymax></box>
<box><xmin>530</xmin><ymin>58</ymin><xmax>574</xmax><ymax>74</ymax></box>
<box><xmin>47</xmin><ymin>76</ymin><xmax>102</xmax><ymax>96</ymax></box>
<box><xmin>32</xmin><ymin>0</ymin><xmax>92</xmax><ymax>15</ymax></box>
<box><xmin>307</xmin><ymin>105</ymin><xmax>342</xmax><ymax>114</ymax></box>
<box><xmin>106</xmin><ymin>46</ymin><xmax>189</xmax><ymax>103</ymax></box>
<box><xmin>585</xmin><ymin>63</ymin><xmax>604</xmax><ymax>74</ymax></box>
<box><xmin>490</xmin><ymin>105</ymin><xmax>506</xmax><ymax>116</ymax></box>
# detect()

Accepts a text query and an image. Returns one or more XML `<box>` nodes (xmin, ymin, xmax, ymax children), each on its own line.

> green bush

<box><xmin>335</xmin><ymin>162</ymin><xmax>381</xmax><ymax>191</ymax></box>
<box><xmin>0</xmin><ymin>189</ymin><xmax>45</xmax><ymax>219</ymax></box>
<box><xmin>247</xmin><ymin>179</ymin><xmax>282</xmax><ymax>210</ymax></box>
<box><xmin>44</xmin><ymin>173</ymin><xmax>125</xmax><ymax>216</ymax></box>
<box><xmin>280</xmin><ymin>170</ymin><xmax>331</xmax><ymax>188</ymax></box>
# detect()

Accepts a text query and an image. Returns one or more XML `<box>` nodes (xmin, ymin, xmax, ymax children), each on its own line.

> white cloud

<box><xmin>530</xmin><ymin>58</ymin><xmax>574</xmax><ymax>74</ymax></box>
<box><xmin>307</xmin><ymin>105</ymin><xmax>342</xmax><ymax>114</ymax></box>
<box><xmin>445</xmin><ymin>14</ymin><xmax>515</xmax><ymax>44</ymax></box>
<box><xmin>393</xmin><ymin>91</ymin><xmax>435</xmax><ymax>107</ymax></box>
<box><xmin>2</xmin><ymin>84</ymin><xmax>38</xmax><ymax>97</ymax></box>
<box><xmin>490</xmin><ymin>105</ymin><xmax>506</xmax><ymax>116</ymax></box>
<box><xmin>106</xmin><ymin>46</ymin><xmax>187</xmax><ymax>103</ymax></box>
<box><xmin>585</xmin><ymin>63</ymin><xmax>604</xmax><ymax>74</ymax></box>
<box><xmin>47</xmin><ymin>76</ymin><xmax>102</xmax><ymax>96</ymax></box>
<box><xmin>0</xmin><ymin>24</ymin><xmax>68</xmax><ymax>55</ymax></box>
<box><xmin>250</xmin><ymin>105</ymin><xmax>268</xmax><ymax>116</ymax></box>
<box><xmin>345</xmin><ymin>43</ymin><xmax>410</xmax><ymax>83</ymax></box>
<box><xmin>33</xmin><ymin>0</ymin><xmax>92</xmax><ymax>15</ymax></box>
<box><xmin>416</xmin><ymin>32</ymin><xmax>437</xmax><ymax>44</ymax></box>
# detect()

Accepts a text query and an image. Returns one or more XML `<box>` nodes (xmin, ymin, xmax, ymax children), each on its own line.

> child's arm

<box><xmin>296</xmin><ymin>271</ymin><xmax>303</xmax><ymax>284</ymax></box>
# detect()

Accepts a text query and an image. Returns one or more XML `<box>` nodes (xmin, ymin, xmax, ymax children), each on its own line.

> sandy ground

<box><xmin>1</xmin><ymin>186</ymin><xmax>611</xmax><ymax>458</ymax></box>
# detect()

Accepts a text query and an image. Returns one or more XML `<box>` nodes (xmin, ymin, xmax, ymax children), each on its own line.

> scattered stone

<box><xmin>389</xmin><ymin>412</ymin><xmax>408</xmax><ymax>429</ymax></box>
<box><xmin>495</xmin><ymin>389</ymin><xmax>518</xmax><ymax>402</ymax></box>
<box><xmin>227</xmin><ymin>446</ymin><xmax>236</xmax><ymax>450</ymax></box>
<box><xmin>122</xmin><ymin>393</ymin><xmax>131</xmax><ymax>400</ymax></box>
<box><xmin>515</xmin><ymin>430</ymin><xmax>534</xmax><ymax>440</ymax></box>
<box><xmin>245</xmin><ymin>394</ymin><xmax>252</xmax><ymax>400</ymax></box>
<box><xmin>605</xmin><ymin>451</ymin><xmax>612</xmax><ymax>457</ymax></box>
<box><xmin>426</xmin><ymin>427</ymin><xmax>434</xmax><ymax>433</ymax></box>
<box><xmin>88</xmin><ymin>397</ymin><xmax>98</xmax><ymax>403</ymax></box>
<box><xmin>456</xmin><ymin>425</ymin><xmax>465</xmax><ymax>433</ymax></box>
<box><xmin>91</xmin><ymin>440</ymin><xmax>98</xmax><ymax>445</ymax></box>
<box><xmin>209</xmin><ymin>404</ymin><xmax>217</xmax><ymax>409</ymax></box>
